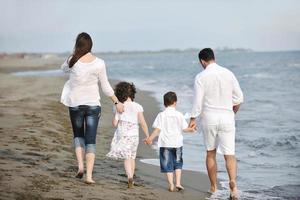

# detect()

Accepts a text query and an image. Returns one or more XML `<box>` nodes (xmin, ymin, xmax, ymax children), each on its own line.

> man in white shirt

<box><xmin>189</xmin><ymin>48</ymin><xmax>243</xmax><ymax>199</ymax></box>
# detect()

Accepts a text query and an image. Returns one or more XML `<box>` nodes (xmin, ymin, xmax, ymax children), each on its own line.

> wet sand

<box><xmin>0</xmin><ymin>56</ymin><xmax>210</xmax><ymax>200</ymax></box>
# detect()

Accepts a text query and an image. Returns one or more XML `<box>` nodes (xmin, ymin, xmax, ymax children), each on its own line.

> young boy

<box><xmin>145</xmin><ymin>91</ymin><xmax>195</xmax><ymax>192</ymax></box>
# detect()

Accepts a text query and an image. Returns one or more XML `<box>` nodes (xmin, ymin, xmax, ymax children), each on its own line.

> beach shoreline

<box><xmin>0</xmin><ymin>56</ymin><xmax>210</xmax><ymax>199</ymax></box>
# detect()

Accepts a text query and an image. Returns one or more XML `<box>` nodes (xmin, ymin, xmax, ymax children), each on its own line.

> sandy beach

<box><xmin>0</xmin><ymin>55</ymin><xmax>210</xmax><ymax>200</ymax></box>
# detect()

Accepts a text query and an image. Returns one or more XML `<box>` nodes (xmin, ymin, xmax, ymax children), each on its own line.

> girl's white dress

<box><xmin>107</xmin><ymin>101</ymin><xmax>143</xmax><ymax>159</ymax></box>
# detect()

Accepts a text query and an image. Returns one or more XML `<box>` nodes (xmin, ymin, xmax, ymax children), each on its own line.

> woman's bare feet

<box><xmin>229</xmin><ymin>180</ymin><xmax>238</xmax><ymax>199</ymax></box>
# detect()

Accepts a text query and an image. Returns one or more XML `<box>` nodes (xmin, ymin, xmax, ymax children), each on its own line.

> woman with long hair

<box><xmin>60</xmin><ymin>32</ymin><xmax>124</xmax><ymax>184</ymax></box>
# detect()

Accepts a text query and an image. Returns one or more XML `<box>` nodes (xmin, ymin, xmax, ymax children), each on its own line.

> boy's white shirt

<box><xmin>153</xmin><ymin>107</ymin><xmax>188</xmax><ymax>148</ymax></box>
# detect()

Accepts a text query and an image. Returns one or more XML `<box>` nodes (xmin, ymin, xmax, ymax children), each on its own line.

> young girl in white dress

<box><xmin>107</xmin><ymin>82</ymin><xmax>149</xmax><ymax>188</ymax></box>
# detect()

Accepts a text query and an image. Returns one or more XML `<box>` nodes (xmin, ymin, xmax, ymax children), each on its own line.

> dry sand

<box><xmin>0</xmin><ymin>56</ymin><xmax>210</xmax><ymax>200</ymax></box>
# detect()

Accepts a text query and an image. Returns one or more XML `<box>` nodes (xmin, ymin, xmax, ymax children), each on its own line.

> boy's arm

<box><xmin>138</xmin><ymin>112</ymin><xmax>150</xmax><ymax>138</ymax></box>
<box><xmin>183</xmin><ymin>127</ymin><xmax>196</xmax><ymax>133</ymax></box>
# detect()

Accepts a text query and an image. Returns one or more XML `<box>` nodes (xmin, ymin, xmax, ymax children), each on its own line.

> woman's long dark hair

<box><xmin>68</xmin><ymin>32</ymin><xmax>93</xmax><ymax>68</ymax></box>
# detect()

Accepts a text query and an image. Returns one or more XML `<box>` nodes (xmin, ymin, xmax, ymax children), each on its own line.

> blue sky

<box><xmin>0</xmin><ymin>0</ymin><xmax>300</xmax><ymax>52</ymax></box>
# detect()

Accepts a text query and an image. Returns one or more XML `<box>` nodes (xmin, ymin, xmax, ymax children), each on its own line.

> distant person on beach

<box><xmin>145</xmin><ymin>91</ymin><xmax>195</xmax><ymax>192</ymax></box>
<box><xmin>60</xmin><ymin>32</ymin><xmax>124</xmax><ymax>184</ymax></box>
<box><xmin>189</xmin><ymin>48</ymin><xmax>243</xmax><ymax>199</ymax></box>
<box><xmin>106</xmin><ymin>82</ymin><xmax>150</xmax><ymax>188</ymax></box>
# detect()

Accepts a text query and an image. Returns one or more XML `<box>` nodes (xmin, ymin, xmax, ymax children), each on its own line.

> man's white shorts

<box><xmin>201</xmin><ymin>123</ymin><xmax>235</xmax><ymax>155</ymax></box>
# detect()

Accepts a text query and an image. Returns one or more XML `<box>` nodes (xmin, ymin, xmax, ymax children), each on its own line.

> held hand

<box><xmin>189</xmin><ymin>118</ymin><xmax>197</xmax><ymax>129</ymax></box>
<box><xmin>184</xmin><ymin>126</ymin><xmax>197</xmax><ymax>133</ymax></box>
<box><xmin>116</xmin><ymin>102</ymin><xmax>124</xmax><ymax>113</ymax></box>
<box><xmin>143</xmin><ymin>137</ymin><xmax>152</xmax><ymax>145</ymax></box>
<box><xmin>143</xmin><ymin>137</ymin><xmax>148</xmax><ymax>144</ymax></box>
<box><xmin>190</xmin><ymin>123</ymin><xmax>197</xmax><ymax>131</ymax></box>
<box><xmin>233</xmin><ymin>104</ymin><xmax>240</xmax><ymax>114</ymax></box>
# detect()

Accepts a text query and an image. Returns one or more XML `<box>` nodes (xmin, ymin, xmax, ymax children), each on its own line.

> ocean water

<box><xmin>13</xmin><ymin>50</ymin><xmax>300</xmax><ymax>199</ymax></box>
<box><xmin>101</xmin><ymin>50</ymin><xmax>300</xmax><ymax>199</ymax></box>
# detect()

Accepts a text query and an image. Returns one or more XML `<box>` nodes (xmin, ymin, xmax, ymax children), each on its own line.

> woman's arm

<box><xmin>138</xmin><ymin>112</ymin><xmax>149</xmax><ymax>138</ymax></box>
<box><xmin>98</xmin><ymin>62</ymin><xmax>124</xmax><ymax>113</ymax></box>
<box><xmin>110</xmin><ymin>95</ymin><xmax>124</xmax><ymax>113</ymax></box>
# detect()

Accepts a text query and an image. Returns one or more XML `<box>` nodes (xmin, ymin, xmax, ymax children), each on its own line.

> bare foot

<box><xmin>208</xmin><ymin>185</ymin><xmax>217</xmax><ymax>194</ymax></box>
<box><xmin>85</xmin><ymin>179</ymin><xmax>95</xmax><ymax>185</ymax></box>
<box><xmin>176</xmin><ymin>185</ymin><xmax>185</xmax><ymax>191</ymax></box>
<box><xmin>168</xmin><ymin>184</ymin><xmax>175</xmax><ymax>192</ymax></box>
<box><xmin>75</xmin><ymin>170</ymin><xmax>84</xmax><ymax>179</ymax></box>
<box><xmin>229</xmin><ymin>181</ymin><xmax>238</xmax><ymax>199</ymax></box>
<box><xmin>128</xmin><ymin>178</ymin><xmax>134</xmax><ymax>188</ymax></box>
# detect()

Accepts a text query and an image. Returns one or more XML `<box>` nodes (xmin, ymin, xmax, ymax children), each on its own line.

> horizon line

<box><xmin>1</xmin><ymin>47</ymin><xmax>300</xmax><ymax>55</ymax></box>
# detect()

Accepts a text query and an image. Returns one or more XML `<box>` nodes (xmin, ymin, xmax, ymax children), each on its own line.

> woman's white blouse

<box><xmin>60</xmin><ymin>57</ymin><xmax>114</xmax><ymax>107</ymax></box>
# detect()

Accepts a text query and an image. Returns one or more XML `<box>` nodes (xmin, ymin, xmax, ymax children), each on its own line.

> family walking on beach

<box><xmin>60</xmin><ymin>32</ymin><xmax>243</xmax><ymax>200</ymax></box>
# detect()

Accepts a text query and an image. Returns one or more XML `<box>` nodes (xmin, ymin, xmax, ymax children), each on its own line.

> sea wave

<box><xmin>207</xmin><ymin>182</ymin><xmax>300</xmax><ymax>200</ymax></box>
<box><xmin>241</xmin><ymin>73</ymin><xmax>275</xmax><ymax>79</ymax></box>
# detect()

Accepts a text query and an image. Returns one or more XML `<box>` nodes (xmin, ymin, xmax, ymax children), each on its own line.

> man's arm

<box><xmin>233</xmin><ymin>104</ymin><xmax>240</xmax><ymax>114</ymax></box>
<box><xmin>232</xmin><ymin>73</ymin><xmax>244</xmax><ymax>114</ymax></box>
<box><xmin>190</xmin><ymin>77</ymin><xmax>204</xmax><ymax>127</ymax></box>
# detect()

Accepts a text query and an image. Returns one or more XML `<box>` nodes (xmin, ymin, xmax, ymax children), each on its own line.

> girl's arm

<box><xmin>112</xmin><ymin>113</ymin><xmax>118</xmax><ymax>127</ymax></box>
<box><xmin>138</xmin><ymin>112</ymin><xmax>149</xmax><ymax>138</ymax></box>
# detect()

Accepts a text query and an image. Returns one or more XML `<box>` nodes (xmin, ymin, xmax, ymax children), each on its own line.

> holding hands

<box><xmin>188</xmin><ymin>118</ymin><xmax>197</xmax><ymax>131</ymax></box>
<box><xmin>144</xmin><ymin>128</ymin><xmax>160</xmax><ymax>146</ymax></box>
<box><xmin>143</xmin><ymin>137</ymin><xmax>152</xmax><ymax>145</ymax></box>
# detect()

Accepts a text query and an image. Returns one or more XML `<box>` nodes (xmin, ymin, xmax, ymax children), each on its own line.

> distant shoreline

<box><xmin>3</xmin><ymin>47</ymin><xmax>300</xmax><ymax>56</ymax></box>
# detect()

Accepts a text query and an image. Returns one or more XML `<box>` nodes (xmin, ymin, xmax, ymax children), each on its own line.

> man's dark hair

<box><xmin>198</xmin><ymin>48</ymin><xmax>215</xmax><ymax>61</ymax></box>
<box><xmin>163</xmin><ymin>91</ymin><xmax>177</xmax><ymax>107</ymax></box>
<box><xmin>114</xmin><ymin>82</ymin><xmax>136</xmax><ymax>103</ymax></box>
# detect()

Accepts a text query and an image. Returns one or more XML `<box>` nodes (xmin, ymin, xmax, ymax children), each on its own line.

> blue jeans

<box><xmin>69</xmin><ymin>105</ymin><xmax>101</xmax><ymax>154</ymax></box>
<box><xmin>159</xmin><ymin>147</ymin><xmax>183</xmax><ymax>173</ymax></box>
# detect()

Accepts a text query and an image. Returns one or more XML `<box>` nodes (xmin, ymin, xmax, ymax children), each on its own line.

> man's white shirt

<box><xmin>191</xmin><ymin>63</ymin><xmax>244</xmax><ymax>125</ymax></box>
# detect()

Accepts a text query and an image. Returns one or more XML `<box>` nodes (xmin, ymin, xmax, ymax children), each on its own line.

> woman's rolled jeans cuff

<box><xmin>74</xmin><ymin>137</ymin><xmax>85</xmax><ymax>148</ymax></box>
<box><xmin>85</xmin><ymin>144</ymin><xmax>96</xmax><ymax>154</ymax></box>
<box><xmin>73</xmin><ymin>137</ymin><xmax>96</xmax><ymax>154</ymax></box>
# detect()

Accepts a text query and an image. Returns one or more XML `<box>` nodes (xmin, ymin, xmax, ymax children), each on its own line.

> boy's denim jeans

<box><xmin>69</xmin><ymin>105</ymin><xmax>101</xmax><ymax>154</ymax></box>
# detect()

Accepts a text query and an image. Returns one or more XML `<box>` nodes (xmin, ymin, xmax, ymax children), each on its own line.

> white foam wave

<box><xmin>241</xmin><ymin>73</ymin><xmax>274</xmax><ymax>79</ymax></box>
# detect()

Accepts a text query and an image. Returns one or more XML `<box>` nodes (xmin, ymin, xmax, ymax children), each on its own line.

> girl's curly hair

<box><xmin>114</xmin><ymin>82</ymin><xmax>136</xmax><ymax>103</ymax></box>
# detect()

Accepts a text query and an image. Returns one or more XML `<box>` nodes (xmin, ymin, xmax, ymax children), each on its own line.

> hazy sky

<box><xmin>1</xmin><ymin>0</ymin><xmax>300</xmax><ymax>52</ymax></box>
